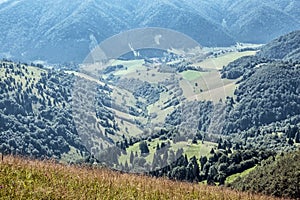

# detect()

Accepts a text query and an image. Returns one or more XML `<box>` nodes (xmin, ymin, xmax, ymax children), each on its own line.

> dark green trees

<box><xmin>295</xmin><ymin>131</ymin><xmax>300</xmax><ymax>143</ymax></box>
<box><xmin>231</xmin><ymin>150</ymin><xmax>300</xmax><ymax>199</ymax></box>
<box><xmin>139</xmin><ymin>141</ymin><xmax>149</xmax><ymax>154</ymax></box>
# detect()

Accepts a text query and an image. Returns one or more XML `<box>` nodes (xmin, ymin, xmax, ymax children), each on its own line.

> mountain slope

<box><xmin>223</xmin><ymin>0</ymin><xmax>300</xmax><ymax>43</ymax></box>
<box><xmin>0</xmin><ymin>61</ymin><xmax>126</xmax><ymax>162</ymax></box>
<box><xmin>169</xmin><ymin>31</ymin><xmax>300</xmax><ymax>136</ymax></box>
<box><xmin>0</xmin><ymin>0</ymin><xmax>233</xmax><ymax>63</ymax></box>
<box><xmin>257</xmin><ymin>30</ymin><xmax>300</xmax><ymax>60</ymax></box>
<box><xmin>0</xmin><ymin>30</ymin><xmax>300</xmax><ymax>194</ymax></box>
<box><xmin>0</xmin><ymin>0</ymin><xmax>129</xmax><ymax>63</ymax></box>
<box><xmin>231</xmin><ymin>150</ymin><xmax>300</xmax><ymax>199</ymax></box>
<box><xmin>0</xmin><ymin>155</ymin><xmax>281</xmax><ymax>200</ymax></box>
<box><xmin>0</xmin><ymin>0</ymin><xmax>299</xmax><ymax>63</ymax></box>
<box><xmin>133</xmin><ymin>1</ymin><xmax>234</xmax><ymax>47</ymax></box>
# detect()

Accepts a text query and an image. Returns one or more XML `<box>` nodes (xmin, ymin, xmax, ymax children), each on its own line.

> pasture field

<box><xmin>195</xmin><ymin>51</ymin><xmax>257</xmax><ymax>70</ymax></box>
<box><xmin>119</xmin><ymin>138</ymin><xmax>217</xmax><ymax>166</ymax></box>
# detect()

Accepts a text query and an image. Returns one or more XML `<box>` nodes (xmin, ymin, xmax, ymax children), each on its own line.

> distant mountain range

<box><xmin>0</xmin><ymin>0</ymin><xmax>299</xmax><ymax>63</ymax></box>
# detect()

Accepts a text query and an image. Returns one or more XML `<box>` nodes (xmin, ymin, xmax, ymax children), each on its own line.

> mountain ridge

<box><xmin>0</xmin><ymin>0</ymin><xmax>299</xmax><ymax>63</ymax></box>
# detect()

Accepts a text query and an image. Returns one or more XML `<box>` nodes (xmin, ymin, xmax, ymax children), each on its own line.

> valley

<box><xmin>70</xmin><ymin>48</ymin><xmax>257</xmax><ymax>144</ymax></box>
<box><xmin>0</xmin><ymin>27</ymin><xmax>300</xmax><ymax>199</ymax></box>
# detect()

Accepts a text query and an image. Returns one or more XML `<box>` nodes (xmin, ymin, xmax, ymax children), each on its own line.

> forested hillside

<box><xmin>0</xmin><ymin>60</ymin><xmax>133</xmax><ymax>164</ymax></box>
<box><xmin>0</xmin><ymin>62</ymin><xmax>88</xmax><ymax>160</ymax></box>
<box><xmin>169</xmin><ymin>60</ymin><xmax>300</xmax><ymax>136</ymax></box>
<box><xmin>257</xmin><ymin>30</ymin><xmax>300</xmax><ymax>60</ymax></box>
<box><xmin>224</xmin><ymin>61</ymin><xmax>300</xmax><ymax>133</ymax></box>
<box><xmin>0</xmin><ymin>0</ymin><xmax>299</xmax><ymax>198</ymax></box>
<box><xmin>231</xmin><ymin>150</ymin><xmax>300</xmax><ymax>199</ymax></box>
<box><xmin>147</xmin><ymin>31</ymin><xmax>300</xmax><ymax>190</ymax></box>
<box><xmin>222</xmin><ymin>30</ymin><xmax>300</xmax><ymax>79</ymax></box>
<box><xmin>0</xmin><ymin>0</ymin><xmax>299</xmax><ymax>63</ymax></box>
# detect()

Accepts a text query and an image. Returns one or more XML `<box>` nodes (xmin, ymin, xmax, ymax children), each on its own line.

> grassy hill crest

<box><xmin>0</xmin><ymin>155</ymin><xmax>282</xmax><ymax>200</ymax></box>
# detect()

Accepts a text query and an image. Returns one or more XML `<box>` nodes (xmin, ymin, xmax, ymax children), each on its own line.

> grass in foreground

<box><xmin>0</xmin><ymin>155</ymin><xmax>283</xmax><ymax>200</ymax></box>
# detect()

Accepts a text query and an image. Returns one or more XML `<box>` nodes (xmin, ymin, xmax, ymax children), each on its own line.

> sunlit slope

<box><xmin>0</xmin><ymin>155</ymin><xmax>280</xmax><ymax>200</ymax></box>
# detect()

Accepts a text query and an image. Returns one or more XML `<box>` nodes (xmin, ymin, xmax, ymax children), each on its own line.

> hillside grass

<box><xmin>0</xmin><ymin>155</ymin><xmax>282</xmax><ymax>200</ymax></box>
<box><xmin>181</xmin><ymin>70</ymin><xmax>203</xmax><ymax>81</ymax></box>
<box><xmin>179</xmin><ymin>70</ymin><xmax>237</xmax><ymax>102</ymax></box>
<box><xmin>178</xmin><ymin>50</ymin><xmax>245</xmax><ymax>102</ymax></box>
<box><xmin>195</xmin><ymin>51</ymin><xmax>257</xmax><ymax>70</ymax></box>
<box><xmin>119</xmin><ymin>139</ymin><xmax>217</xmax><ymax>165</ymax></box>
<box><xmin>225</xmin><ymin>166</ymin><xmax>257</xmax><ymax>184</ymax></box>
<box><xmin>113</xmin><ymin>59</ymin><xmax>145</xmax><ymax>76</ymax></box>
<box><xmin>0</xmin><ymin>63</ymin><xmax>46</xmax><ymax>90</ymax></box>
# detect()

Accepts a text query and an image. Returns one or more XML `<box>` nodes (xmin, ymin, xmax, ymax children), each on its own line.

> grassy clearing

<box><xmin>112</xmin><ymin>59</ymin><xmax>146</xmax><ymax>76</ymax></box>
<box><xmin>133</xmin><ymin>70</ymin><xmax>172</xmax><ymax>83</ymax></box>
<box><xmin>185</xmin><ymin>81</ymin><xmax>237</xmax><ymax>103</ymax></box>
<box><xmin>225</xmin><ymin>166</ymin><xmax>257</xmax><ymax>184</ymax></box>
<box><xmin>180</xmin><ymin>70</ymin><xmax>237</xmax><ymax>102</ymax></box>
<box><xmin>111</xmin><ymin>87</ymin><xmax>137</xmax><ymax>109</ymax></box>
<box><xmin>195</xmin><ymin>51</ymin><xmax>257</xmax><ymax>70</ymax></box>
<box><xmin>111</xmin><ymin>59</ymin><xmax>169</xmax><ymax>84</ymax></box>
<box><xmin>181</xmin><ymin>70</ymin><xmax>203</xmax><ymax>81</ymax></box>
<box><xmin>65</xmin><ymin>71</ymin><xmax>107</xmax><ymax>87</ymax></box>
<box><xmin>60</xmin><ymin>146</ymin><xmax>84</xmax><ymax>164</ymax></box>
<box><xmin>0</xmin><ymin>155</ymin><xmax>280</xmax><ymax>200</ymax></box>
<box><xmin>119</xmin><ymin>139</ymin><xmax>161</xmax><ymax>165</ymax></box>
<box><xmin>119</xmin><ymin>139</ymin><xmax>217</xmax><ymax>166</ymax></box>
<box><xmin>183</xmin><ymin>141</ymin><xmax>216</xmax><ymax>158</ymax></box>
<box><xmin>146</xmin><ymin>88</ymin><xmax>180</xmax><ymax>124</ymax></box>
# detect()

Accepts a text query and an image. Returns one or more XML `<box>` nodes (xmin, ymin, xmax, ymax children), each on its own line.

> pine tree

<box><xmin>190</xmin><ymin>156</ymin><xmax>200</xmax><ymax>181</ymax></box>
<box><xmin>168</xmin><ymin>149</ymin><xmax>175</xmax><ymax>164</ymax></box>
<box><xmin>139</xmin><ymin>141</ymin><xmax>149</xmax><ymax>154</ymax></box>
<box><xmin>200</xmin><ymin>156</ymin><xmax>207</xmax><ymax>171</ymax></box>
<box><xmin>207</xmin><ymin>165</ymin><xmax>217</xmax><ymax>185</ymax></box>
<box><xmin>295</xmin><ymin>131</ymin><xmax>300</xmax><ymax>143</ymax></box>
<box><xmin>162</xmin><ymin>150</ymin><xmax>168</xmax><ymax>167</ymax></box>
<box><xmin>129</xmin><ymin>151</ymin><xmax>134</xmax><ymax>164</ymax></box>
<box><xmin>288</xmin><ymin>137</ymin><xmax>294</xmax><ymax>145</ymax></box>
<box><xmin>124</xmin><ymin>161</ymin><xmax>129</xmax><ymax>172</ymax></box>
<box><xmin>152</xmin><ymin>153</ymin><xmax>159</xmax><ymax>170</ymax></box>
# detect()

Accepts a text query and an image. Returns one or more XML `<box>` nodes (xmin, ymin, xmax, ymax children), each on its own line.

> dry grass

<box><xmin>0</xmin><ymin>155</ymin><xmax>283</xmax><ymax>200</ymax></box>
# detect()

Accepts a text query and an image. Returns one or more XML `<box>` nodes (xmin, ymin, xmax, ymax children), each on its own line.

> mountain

<box><xmin>1</xmin><ymin>30</ymin><xmax>299</xmax><ymax>185</ymax></box>
<box><xmin>222</xmin><ymin>30</ymin><xmax>300</xmax><ymax>80</ymax></box>
<box><xmin>0</xmin><ymin>0</ymin><xmax>129</xmax><ymax>63</ymax></box>
<box><xmin>0</xmin><ymin>0</ymin><xmax>299</xmax><ymax>63</ymax></box>
<box><xmin>257</xmin><ymin>30</ymin><xmax>300</xmax><ymax>60</ymax></box>
<box><xmin>222</xmin><ymin>0</ymin><xmax>300</xmax><ymax>43</ymax></box>
<box><xmin>0</xmin><ymin>0</ymin><xmax>234</xmax><ymax>63</ymax></box>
